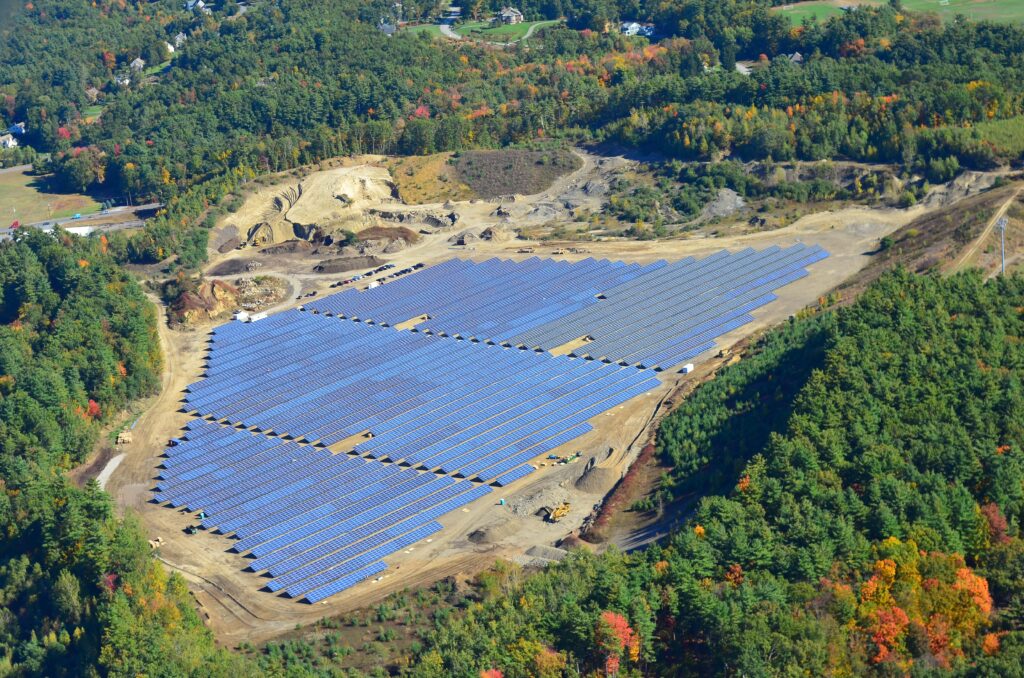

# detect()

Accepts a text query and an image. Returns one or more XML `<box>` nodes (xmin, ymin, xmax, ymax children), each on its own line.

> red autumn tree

<box><xmin>869</xmin><ymin>606</ymin><xmax>909</xmax><ymax>663</ymax></box>
<box><xmin>595</xmin><ymin>611</ymin><xmax>640</xmax><ymax>675</ymax></box>
<box><xmin>980</xmin><ymin>503</ymin><xmax>1010</xmax><ymax>544</ymax></box>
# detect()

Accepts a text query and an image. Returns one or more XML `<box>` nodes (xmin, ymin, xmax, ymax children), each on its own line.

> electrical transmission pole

<box><xmin>997</xmin><ymin>216</ymin><xmax>1008</xmax><ymax>275</ymax></box>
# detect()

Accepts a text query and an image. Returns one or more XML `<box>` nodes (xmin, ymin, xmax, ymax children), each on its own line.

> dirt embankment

<box><xmin>839</xmin><ymin>181</ymin><xmax>1023</xmax><ymax>298</ymax></box>
<box><xmin>313</xmin><ymin>256</ymin><xmax>384</xmax><ymax>274</ymax></box>
<box><xmin>224</xmin><ymin>163</ymin><xmax>401</xmax><ymax>248</ymax></box>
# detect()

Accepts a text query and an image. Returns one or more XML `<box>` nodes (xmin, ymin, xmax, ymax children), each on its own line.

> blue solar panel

<box><xmin>154</xmin><ymin>246</ymin><xmax>827</xmax><ymax>603</ymax></box>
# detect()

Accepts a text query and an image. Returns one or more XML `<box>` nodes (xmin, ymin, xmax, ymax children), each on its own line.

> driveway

<box><xmin>439</xmin><ymin>23</ymin><xmax>462</xmax><ymax>40</ymax></box>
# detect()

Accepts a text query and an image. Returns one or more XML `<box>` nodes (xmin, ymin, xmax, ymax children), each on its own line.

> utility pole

<box><xmin>997</xmin><ymin>216</ymin><xmax>1008</xmax><ymax>275</ymax></box>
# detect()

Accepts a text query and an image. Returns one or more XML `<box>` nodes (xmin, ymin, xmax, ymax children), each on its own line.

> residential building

<box><xmin>498</xmin><ymin>7</ymin><xmax>523</xmax><ymax>24</ymax></box>
<box><xmin>621</xmin><ymin>21</ymin><xmax>655</xmax><ymax>37</ymax></box>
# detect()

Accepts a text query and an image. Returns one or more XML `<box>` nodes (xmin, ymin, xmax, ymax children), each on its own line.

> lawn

<box><xmin>143</xmin><ymin>59</ymin><xmax>172</xmax><ymax>77</ymax></box>
<box><xmin>456</xmin><ymin>19</ymin><xmax>560</xmax><ymax>42</ymax></box>
<box><xmin>771</xmin><ymin>1</ymin><xmax>873</xmax><ymax>25</ymax></box>
<box><xmin>0</xmin><ymin>167</ymin><xmax>101</xmax><ymax>224</ymax></box>
<box><xmin>401</xmin><ymin>23</ymin><xmax>443</xmax><ymax>37</ymax></box>
<box><xmin>773</xmin><ymin>0</ymin><xmax>1024</xmax><ymax>25</ymax></box>
<box><xmin>901</xmin><ymin>0</ymin><xmax>1024</xmax><ymax>23</ymax></box>
<box><xmin>83</xmin><ymin>104</ymin><xmax>104</xmax><ymax>123</ymax></box>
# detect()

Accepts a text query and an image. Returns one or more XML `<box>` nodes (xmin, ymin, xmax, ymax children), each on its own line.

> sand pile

<box><xmin>285</xmin><ymin>165</ymin><xmax>397</xmax><ymax>226</ymax></box>
<box><xmin>574</xmin><ymin>465</ymin><xmax>618</xmax><ymax>494</ymax></box>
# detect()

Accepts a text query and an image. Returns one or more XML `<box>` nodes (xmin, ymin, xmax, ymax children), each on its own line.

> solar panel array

<box><xmin>155</xmin><ymin>420</ymin><xmax>491</xmax><ymax>603</ymax></box>
<box><xmin>305</xmin><ymin>245</ymin><xmax>828</xmax><ymax>369</ymax></box>
<box><xmin>154</xmin><ymin>246</ymin><xmax>828</xmax><ymax>602</ymax></box>
<box><xmin>186</xmin><ymin>312</ymin><xmax>659</xmax><ymax>475</ymax></box>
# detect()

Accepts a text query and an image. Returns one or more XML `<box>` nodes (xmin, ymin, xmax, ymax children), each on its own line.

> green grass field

<box><xmin>401</xmin><ymin>23</ymin><xmax>443</xmax><ymax>37</ymax></box>
<box><xmin>901</xmin><ymin>0</ymin><xmax>1024</xmax><ymax>23</ymax></box>
<box><xmin>143</xmin><ymin>59</ymin><xmax>172</xmax><ymax>77</ymax></box>
<box><xmin>456</xmin><ymin>19</ymin><xmax>559</xmax><ymax>41</ymax></box>
<box><xmin>83</xmin><ymin>104</ymin><xmax>104</xmax><ymax>122</ymax></box>
<box><xmin>772</xmin><ymin>1</ymin><xmax>851</xmax><ymax>25</ymax></box>
<box><xmin>0</xmin><ymin>167</ymin><xmax>101</xmax><ymax>224</ymax></box>
<box><xmin>774</xmin><ymin>0</ymin><xmax>1024</xmax><ymax>26</ymax></box>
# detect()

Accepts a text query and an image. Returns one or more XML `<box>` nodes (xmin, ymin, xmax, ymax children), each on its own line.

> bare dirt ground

<box><xmin>103</xmin><ymin>148</ymin><xmax>1003</xmax><ymax>646</ymax></box>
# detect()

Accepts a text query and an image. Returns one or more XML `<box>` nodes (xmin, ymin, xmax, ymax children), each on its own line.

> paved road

<box><xmin>439</xmin><ymin>23</ymin><xmax>462</xmax><ymax>40</ymax></box>
<box><xmin>438</xmin><ymin>19</ymin><xmax>560</xmax><ymax>44</ymax></box>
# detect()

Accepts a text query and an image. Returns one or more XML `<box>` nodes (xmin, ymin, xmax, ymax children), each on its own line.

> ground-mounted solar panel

<box><xmin>493</xmin><ymin>464</ymin><xmax>536</xmax><ymax>487</ymax></box>
<box><xmin>154</xmin><ymin>246</ymin><xmax>828</xmax><ymax>602</ymax></box>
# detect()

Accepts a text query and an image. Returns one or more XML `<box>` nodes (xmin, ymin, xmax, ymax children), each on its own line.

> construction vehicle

<box><xmin>147</xmin><ymin>537</ymin><xmax>164</xmax><ymax>549</ymax></box>
<box><xmin>547</xmin><ymin>502</ymin><xmax>571</xmax><ymax>523</ymax></box>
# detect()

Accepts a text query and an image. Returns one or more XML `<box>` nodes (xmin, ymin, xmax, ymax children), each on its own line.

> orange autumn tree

<box><xmin>825</xmin><ymin>538</ymin><xmax>992</xmax><ymax>669</ymax></box>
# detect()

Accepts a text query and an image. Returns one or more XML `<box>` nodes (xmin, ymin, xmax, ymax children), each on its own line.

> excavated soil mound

<box><xmin>216</xmin><ymin>237</ymin><xmax>241</xmax><ymax>254</ymax></box>
<box><xmin>358</xmin><ymin>225</ymin><xmax>420</xmax><ymax>243</ymax></box>
<box><xmin>574</xmin><ymin>466</ymin><xmax>618</xmax><ymax>493</ymax></box>
<box><xmin>481</xmin><ymin>226</ymin><xmax>513</xmax><ymax>241</ymax></box>
<box><xmin>284</xmin><ymin>165</ymin><xmax>397</xmax><ymax>226</ymax></box>
<box><xmin>208</xmin><ymin>259</ymin><xmax>253</xmax><ymax>276</ymax></box>
<box><xmin>313</xmin><ymin>255</ymin><xmax>383</xmax><ymax>274</ymax></box>
<box><xmin>260</xmin><ymin>240</ymin><xmax>314</xmax><ymax>255</ymax></box>
<box><xmin>557</xmin><ymin>534</ymin><xmax>596</xmax><ymax>551</ymax></box>
<box><xmin>467</xmin><ymin>519</ymin><xmax>521</xmax><ymax>545</ymax></box>
<box><xmin>171</xmin><ymin>280</ymin><xmax>239</xmax><ymax>325</ymax></box>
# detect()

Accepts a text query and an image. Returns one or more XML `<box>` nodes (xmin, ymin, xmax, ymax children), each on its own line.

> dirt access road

<box><xmin>103</xmin><ymin>148</ymin><xmax>973</xmax><ymax>645</ymax></box>
<box><xmin>954</xmin><ymin>186</ymin><xmax>1023</xmax><ymax>272</ymax></box>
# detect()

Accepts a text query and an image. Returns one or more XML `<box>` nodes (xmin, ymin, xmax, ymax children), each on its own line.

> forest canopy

<box><xmin>4</xmin><ymin>0</ymin><xmax>1024</xmax><ymax>264</ymax></box>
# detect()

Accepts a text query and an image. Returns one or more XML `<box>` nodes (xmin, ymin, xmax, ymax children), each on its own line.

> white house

<box><xmin>621</xmin><ymin>21</ymin><xmax>655</xmax><ymax>37</ymax></box>
<box><xmin>185</xmin><ymin>0</ymin><xmax>211</xmax><ymax>14</ymax></box>
<box><xmin>130</xmin><ymin>57</ymin><xmax>146</xmax><ymax>71</ymax></box>
<box><xmin>498</xmin><ymin>7</ymin><xmax>523</xmax><ymax>24</ymax></box>
<box><xmin>174</xmin><ymin>32</ymin><xmax>188</xmax><ymax>48</ymax></box>
<box><xmin>621</xmin><ymin>21</ymin><xmax>641</xmax><ymax>35</ymax></box>
<box><xmin>0</xmin><ymin>134</ymin><xmax>18</xmax><ymax>149</ymax></box>
<box><xmin>165</xmin><ymin>41</ymin><xmax>175</xmax><ymax>54</ymax></box>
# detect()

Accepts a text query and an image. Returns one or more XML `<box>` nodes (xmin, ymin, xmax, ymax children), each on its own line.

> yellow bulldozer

<box><xmin>541</xmin><ymin>502</ymin><xmax>571</xmax><ymax>523</ymax></box>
